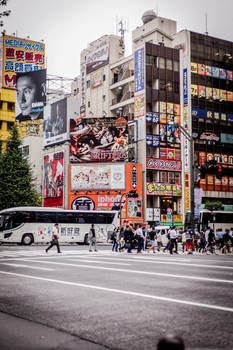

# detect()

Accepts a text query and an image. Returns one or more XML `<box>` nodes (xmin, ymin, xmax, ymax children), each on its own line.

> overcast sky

<box><xmin>3</xmin><ymin>0</ymin><xmax>233</xmax><ymax>80</ymax></box>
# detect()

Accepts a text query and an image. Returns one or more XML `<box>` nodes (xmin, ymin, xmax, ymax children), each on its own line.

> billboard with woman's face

<box><xmin>43</xmin><ymin>151</ymin><xmax>64</xmax><ymax>207</ymax></box>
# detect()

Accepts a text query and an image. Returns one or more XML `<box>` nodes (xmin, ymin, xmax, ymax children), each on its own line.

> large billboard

<box><xmin>2</xmin><ymin>35</ymin><xmax>45</xmax><ymax>89</ymax></box>
<box><xmin>16</xmin><ymin>69</ymin><xmax>46</xmax><ymax>123</ymax></box>
<box><xmin>44</xmin><ymin>98</ymin><xmax>68</xmax><ymax>147</ymax></box>
<box><xmin>43</xmin><ymin>151</ymin><xmax>64</xmax><ymax>208</ymax></box>
<box><xmin>134</xmin><ymin>46</ymin><xmax>145</xmax><ymax>140</ymax></box>
<box><xmin>86</xmin><ymin>43</ymin><xmax>109</xmax><ymax>74</ymax></box>
<box><xmin>70</xmin><ymin>116</ymin><xmax>128</xmax><ymax>162</ymax></box>
<box><xmin>71</xmin><ymin>163</ymin><xmax>125</xmax><ymax>191</ymax></box>
<box><xmin>69</xmin><ymin>163</ymin><xmax>143</xmax><ymax>223</ymax></box>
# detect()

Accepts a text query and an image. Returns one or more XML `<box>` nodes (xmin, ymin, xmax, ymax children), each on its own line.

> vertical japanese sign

<box><xmin>134</xmin><ymin>46</ymin><xmax>145</xmax><ymax>140</ymax></box>
<box><xmin>43</xmin><ymin>151</ymin><xmax>64</xmax><ymax>208</ymax></box>
<box><xmin>2</xmin><ymin>35</ymin><xmax>45</xmax><ymax>89</ymax></box>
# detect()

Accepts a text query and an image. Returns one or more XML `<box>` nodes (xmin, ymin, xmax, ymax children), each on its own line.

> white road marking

<box><xmin>0</xmin><ymin>270</ymin><xmax>232</xmax><ymax>313</ymax></box>
<box><xmin>1</xmin><ymin>263</ymin><xmax>54</xmax><ymax>271</ymax></box>
<box><xmin>14</xmin><ymin>259</ymin><xmax>233</xmax><ymax>284</ymax></box>
<box><xmin>67</xmin><ymin>258</ymin><xmax>130</xmax><ymax>266</ymax></box>
<box><xmin>72</xmin><ymin>255</ymin><xmax>233</xmax><ymax>270</ymax></box>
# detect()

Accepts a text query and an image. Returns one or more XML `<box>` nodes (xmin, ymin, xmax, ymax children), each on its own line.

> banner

<box><xmin>70</xmin><ymin>116</ymin><xmax>128</xmax><ymax>162</ymax></box>
<box><xmin>44</xmin><ymin>98</ymin><xmax>68</xmax><ymax>147</ymax></box>
<box><xmin>2</xmin><ymin>35</ymin><xmax>45</xmax><ymax>89</ymax></box>
<box><xmin>43</xmin><ymin>151</ymin><xmax>64</xmax><ymax>207</ymax></box>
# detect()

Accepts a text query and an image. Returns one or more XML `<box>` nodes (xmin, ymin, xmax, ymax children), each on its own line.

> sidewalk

<box><xmin>0</xmin><ymin>312</ymin><xmax>107</xmax><ymax>350</ymax></box>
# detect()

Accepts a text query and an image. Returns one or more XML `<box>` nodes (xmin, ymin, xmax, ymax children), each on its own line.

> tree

<box><xmin>204</xmin><ymin>201</ymin><xmax>224</xmax><ymax>211</ymax></box>
<box><xmin>0</xmin><ymin>125</ymin><xmax>41</xmax><ymax>210</ymax></box>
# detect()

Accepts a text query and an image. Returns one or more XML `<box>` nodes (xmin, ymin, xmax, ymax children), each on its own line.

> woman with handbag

<box><xmin>45</xmin><ymin>223</ymin><xmax>62</xmax><ymax>253</ymax></box>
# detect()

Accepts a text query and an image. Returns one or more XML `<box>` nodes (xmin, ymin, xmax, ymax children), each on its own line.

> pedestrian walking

<box><xmin>45</xmin><ymin>223</ymin><xmax>62</xmax><ymax>253</ymax></box>
<box><xmin>135</xmin><ymin>224</ymin><xmax>144</xmax><ymax>254</ymax></box>
<box><xmin>186</xmin><ymin>228</ymin><xmax>194</xmax><ymax>254</ymax></box>
<box><xmin>121</xmin><ymin>224</ymin><xmax>134</xmax><ymax>253</ymax></box>
<box><xmin>222</xmin><ymin>229</ymin><xmax>231</xmax><ymax>254</ymax></box>
<box><xmin>207</xmin><ymin>228</ymin><xmax>216</xmax><ymax>254</ymax></box>
<box><xmin>163</xmin><ymin>229</ymin><xmax>171</xmax><ymax>253</ymax></box>
<box><xmin>89</xmin><ymin>223</ymin><xmax>98</xmax><ymax>252</ymax></box>
<box><xmin>169</xmin><ymin>226</ymin><xmax>178</xmax><ymax>255</ymax></box>
<box><xmin>112</xmin><ymin>228</ymin><xmax>119</xmax><ymax>252</ymax></box>
<box><xmin>181</xmin><ymin>230</ymin><xmax>186</xmax><ymax>253</ymax></box>
<box><xmin>156</xmin><ymin>230</ymin><xmax>163</xmax><ymax>251</ymax></box>
<box><xmin>148</xmin><ymin>226</ymin><xmax>157</xmax><ymax>253</ymax></box>
<box><xmin>142</xmin><ymin>226</ymin><xmax>147</xmax><ymax>250</ymax></box>
<box><xmin>198</xmin><ymin>231</ymin><xmax>206</xmax><ymax>253</ymax></box>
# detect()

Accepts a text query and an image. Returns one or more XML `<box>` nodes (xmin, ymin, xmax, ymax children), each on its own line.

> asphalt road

<box><xmin>0</xmin><ymin>244</ymin><xmax>232</xmax><ymax>350</ymax></box>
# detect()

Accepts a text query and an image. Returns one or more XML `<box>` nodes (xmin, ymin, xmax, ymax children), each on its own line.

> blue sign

<box><xmin>192</xmin><ymin>107</ymin><xmax>233</xmax><ymax>123</ymax></box>
<box><xmin>134</xmin><ymin>47</ymin><xmax>145</xmax><ymax>93</ymax></box>
<box><xmin>183</xmin><ymin>68</ymin><xmax>188</xmax><ymax>106</ymax></box>
<box><xmin>146</xmin><ymin>112</ymin><xmax>159</xmax><ymax>124</ymax></box>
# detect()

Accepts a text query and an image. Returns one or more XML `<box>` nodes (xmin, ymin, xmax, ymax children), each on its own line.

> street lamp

<box><xmin>175</xmin><ymin>123</ymin><xmax>195</xmax><ymax>232</ymax></box>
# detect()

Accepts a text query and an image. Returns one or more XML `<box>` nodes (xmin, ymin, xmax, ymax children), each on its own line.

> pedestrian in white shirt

<box><xmin>169</xmin><ymin>226</ymin><xmax>178</xmax><ymax>255</ymax></box>
<box><xmin>45</xmin><ymin>223</ymin><xmax>62</xmax><ymax>253</ymax></box>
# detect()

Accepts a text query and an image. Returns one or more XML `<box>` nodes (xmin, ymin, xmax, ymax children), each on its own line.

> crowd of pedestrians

<box><xmin>109</xmin><ymin>221</ymin><xmax>233</xmax><ymax>255</ymax></box>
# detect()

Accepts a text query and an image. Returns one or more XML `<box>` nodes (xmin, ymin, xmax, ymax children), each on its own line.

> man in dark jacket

<box><xmin>123</xmin><ymin>224</ymin><xmax>134</xmax><ymax>253</ymax></box>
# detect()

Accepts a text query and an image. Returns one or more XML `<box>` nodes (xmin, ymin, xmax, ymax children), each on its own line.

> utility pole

<box><xmin>175</xmin><ymin>124</ymin><xmax>195</xmax><ymax>231</ymax></box>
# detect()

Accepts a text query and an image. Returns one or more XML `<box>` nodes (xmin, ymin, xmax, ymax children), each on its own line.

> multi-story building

<box><xmin>174</xmin><ymin>30</ymin><xmax>233</xmax><ymax>212</ymax></box>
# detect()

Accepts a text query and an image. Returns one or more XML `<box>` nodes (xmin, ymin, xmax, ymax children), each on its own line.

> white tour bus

<box><xmin>0</xmin><ymin>207</ymin><xmax>119</xmax><ymax>245</ymax></box>
<box><xmin>185</xmin><ymin>209</ymin><xmax>233</xmax><ymax>233</ymax></box>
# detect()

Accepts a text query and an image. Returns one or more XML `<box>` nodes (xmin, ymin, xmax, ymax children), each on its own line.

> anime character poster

<box><xmin>43</xmin><ymin>151</ymin><xmax>64</xmax><ymax>207</ymax></box>
<box><xmin>70</xmin><ymin>116</ymin><xmax>128</xmax><ymax>162</ymax></box>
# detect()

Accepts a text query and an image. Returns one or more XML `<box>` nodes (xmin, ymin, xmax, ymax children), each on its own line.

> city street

<box><xmin>0</xmin><ymin>245</ymin><xmax>232</xmax><ymax>350</ymax></box>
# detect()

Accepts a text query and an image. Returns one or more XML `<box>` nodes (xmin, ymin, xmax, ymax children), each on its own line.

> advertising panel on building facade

<box><xmin>69</xmin><ymin>163</ymin><xmax>143</xmax><ymax>223</ymax></box>
<box><xmin>146</xmin><ymin>183</ymin><xmax>182</xmax><ymax>196</ymax></box>
<box><xmin>134</xmin><ymin>93</ymin><xmax>145</xmax><ymax>118</ymax></box>
<box><xmin>146</xmin><ymin>158</ymin><xmax>182</xmax><ymax>171</ymax></box>
<box><xmin>146</xmin><ymin>208</ymin><xmax>160</xmax><ymax>222</ymax></box>
<box><xmin>15</xmin><ymin>69</ymin><xmax>46</xmax><ymax>123</ymax></box>
<box><xmin>71</xmin><ymin>163</ymin><xmax>125</xmax><ymax>191</ymax></box>
<box><xmin>159</xmin><ymin>125</ymin><xmax>181</xmax><ymax>148</ymax></box>
<box><xmin>192</xmin><ymin>107</ymin><xmax>233</xmax><ymax>123</ymax></box>
<box><xmin>2</xmin><ymin>35</ymin><xmax>45</xmax><ymax>89</ymax></box>
<box><xmin>159</xmin><ymin>148</ymin><xmax>181</xmax><ymax>160</ymax></box>
<box><xmin>86</xmin><ymin>43</ymin><xmax>109</xmax><ymax>74</ymax></box>
<box><xmin>134</xmin><ymin>47</ymin><xmax>144</xmax><ymax>93</ymax></box>
<box><xmin>44</xmin><ymin>98</ymin><xmax>68</xmax><ymax>147</ymax></box>
<box><xmin>43</xmin><ymin>151</ymin><xmax>64</xmax><ymax>208</ymax></box>
<box><xmin>70</xmin><ymin>116</ymin><xmax>128</xmax><ymax>162</ymax></box>
<box><xmin>146</xmin><ymin>134</ymin><xmax>160</xmax><ymax>147</ymax></box>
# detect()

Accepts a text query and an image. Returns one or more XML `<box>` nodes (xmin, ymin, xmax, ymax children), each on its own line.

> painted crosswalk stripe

<box><xmin>1</xmin><ymin>263</ymin><xmax>54</xmax><ymax>271</ymax></box>
<box><xmin>0</xmin><ymin>270</ymin><xmax>232</xmax><ymax>313</ymax></box>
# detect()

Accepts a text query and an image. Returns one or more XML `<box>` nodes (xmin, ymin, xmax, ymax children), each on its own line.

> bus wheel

<box><xmin>22</xmin><ymin>234</ymin><xmax>34</xmax><ymax>245</ymax></box>
<box><xmin>84</xmin><ymin>233</ymin><xmax>89</xmax><ymax>245</ymax></box>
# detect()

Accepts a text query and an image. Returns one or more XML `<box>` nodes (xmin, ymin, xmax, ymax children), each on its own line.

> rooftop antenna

<box><xmin>117</xmin><ymin>17</ymin><xmax>126</xmax><ymax>54</ymax></box>
<box><xmin>205</xmin><ymin>12</ymin><xmax>208</xmax><ymax>35</ymax></box>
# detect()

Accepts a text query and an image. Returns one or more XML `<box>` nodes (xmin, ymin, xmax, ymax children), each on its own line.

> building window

<box><xmin>158</xmin><ymin>57</ymin><xmax>165</xmax><ymax>69</ymax></box>
<box><xmin>88</xmin><ymin>101</ymin><xmax>90</xmax><ymax>108</ymax></box>
<box><xmin>7</xmin><ymin>102</ymin><xmax>15</xmax><ymax>111</ymax></box>
<box><xmin>7</xmin><ymin>122</ymin><xmax>14</xmax><ymax>130</ymax></box>
<box><xmin>103</xmin><ymin>74</ymin><xmax>106</xmax><ymax>81</ymax></box>
<box><xmin>166</xmin><ymin>81</ymin><xmax>173</xmax><ymax>92</ymax></box>
<box><xmin>160</xmin><ymin>79</ymin><xmax>166</xmax><ymax>91</ymax></box>
<box><xmin>166</xmin><ymin>59</ymin><xmax>172</xmax><ymax>70</ymax></box>
<box><xmin>173</xmin><ymin>61</ymin><xmax>179</xmax><ymax>72</ymax></box>
<box><xmin>146</xmin><ymin>54</ymin><xmax>157</xmax><ymax>65</ymax></box>
<box><xmin>174</xmin><ymin>82</ymin><xmax>179</xmax><ymax>93</ymax></box>
<box><xmin>22</xmin><ymin>145</ymin><xmax>29</xmax><ymax>157</ymax></box>
<box><xmin>86</xmin><ymin>80</ymin><xmax>90</xmax><ymax>88</ymax></box>
<box><xmin>0</xmin><ymin>101</ymin><xmax>3</xmax><ymax>110</ymax></box>
<box><xmin>103</xmin><ymin>95</ymin><xmax>106</xmax><ymax>101</ymax></box>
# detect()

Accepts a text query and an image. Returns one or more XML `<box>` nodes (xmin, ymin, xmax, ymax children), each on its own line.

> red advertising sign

<box><xmin>146</xmin><ymin>158</ymin><xmax>182</xmax><ymax>171</ymax></box>
<box><xmin>43</xmin><ymin>151</ymin><xmax>64</xmax><ymax>207</ymax></box>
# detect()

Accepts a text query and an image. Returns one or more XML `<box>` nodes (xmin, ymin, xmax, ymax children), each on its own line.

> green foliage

<box><xmin>0</xmin><ymin>125</ymin><xmax>41</xmax><ymax>210</ymax></box>
<box><xmin>204</xmin><ymin>201</ymin><xmax>224</xmax><ymax>211</ymax></box>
